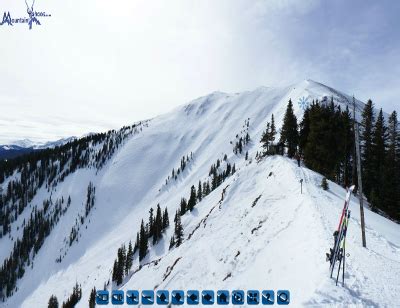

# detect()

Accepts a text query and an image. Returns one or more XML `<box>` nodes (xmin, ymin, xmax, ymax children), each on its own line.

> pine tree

<box><xmin>270</xmin><ymin>114</ymin><xmax>276</xmax><ymax>145</ymax></box>
<box><xmin>187</xmin><ymin>185</ymin><xmax>197</xmax><ymax>211</ymax></box>
<box><xmin>162</xmin><ymin>207</ymin><xmax>169</xmax><ymax>229</ymax></box>
<box><xmin>370</xmin><ymin>109</ymin><xmax>387</xmax><ymax>211</ymax></box>
<box><xmin>197</xmin><ymin>181</ymin><xmax>202</xmax><ymax>202</ymax></box>
<box><xmin>125</xmin><ymin>241</ymin><xmax>133</xmax><ymax>275</ymax></box>
<box><xmin>302</xmin><ymin>102</ymin><xmax>346</xmax><ymax>180</ymax></box>
<box><xmin>385</xmin><ymin>111</ymin><xmax>400</xmax><ymax>219</ymax></box>
<box><xmin>174</xmin><ymin>214</ymin><xmax>184</xmax><ymax>247</ymax></box>
<box><xmin>153</xmin><ymin>204</ymin><xmax>162</xmax><ymax>244</ymax></box>
<box><xmin>89</xmin><ymin>287</ymin><xmax>96</xmax><ymax>308</ymax></box>
<box><xmin>299</xmin><ymin>107</ymin><xmax>311</xmax><ymax>155</ymax></box>
<box><xmin>112</xmin><ymin>259</ymin><xmax>118</xmax><ymax>282</ymax></box>
<box><xmin>342</xmin><ymin>106</ymin><xmax>354</xmax><ymax>187</ymax></box>
<box><xmin>180</xmin><ymin>198</ymin><xmax>187</xmax><ymax>216</ymax></box>
<box><xmin>115</xmin><ymin>245</ymin><xmax>126</xmax><ymax>285</ymax></box>
<box><xmin>260</xmin><ymin>122</ymin><xmax>271</xmax><ymax>150</ymax></box>
<box><xmin>147</xmin><ymin>208</ymin><xmax>154</xmax><ymax>238</ymax></box>
<box><xmin>48</xmin><ymin>295</ymin><xmax>59</xmax><ymax>308</ymax></box>
<box><xmin>169</xmin><ymin>236</ymin><xmax>175</xmax><ymax>250</ymax></box>
<box><xmin>280</xmin><ymin>100</ymin><xmax>298</xmax><ymax>158</ymax></box>
<box><xmin>361</xmin><ymin>99</ymin><xmax>375</xmax><ymax>198</ymax></box>
<box><xmin>139</xmin><ymin>220</ymin><xmax>148</xmax><ymax>261</ymax></box>
<box><xmin>133</xmin><ymin>232</ymin><xmax>139</xmax><ymax>254</ymax></box>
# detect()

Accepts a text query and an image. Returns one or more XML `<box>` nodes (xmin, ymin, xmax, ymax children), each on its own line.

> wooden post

<box><xmin>300</xmin><ymin>179</ymin><xmax>303</xmax><ymax>194</ymax></box>
<box><xmin>353</xmin><ymin>97</ymin><xmax>367</xmax><ymax>248</ymax></box>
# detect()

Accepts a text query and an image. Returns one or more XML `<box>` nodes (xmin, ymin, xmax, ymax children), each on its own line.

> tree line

<box><xmin>261</xmin><ymin>98</ymin><xmax>400</xmax><ymax>221</ymax></box>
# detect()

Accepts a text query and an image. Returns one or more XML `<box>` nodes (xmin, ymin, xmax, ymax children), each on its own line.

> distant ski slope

<box><xmin>1</xmin><ymin>80</ymin><xmax>398</xmax><ymax>307</ymax></box>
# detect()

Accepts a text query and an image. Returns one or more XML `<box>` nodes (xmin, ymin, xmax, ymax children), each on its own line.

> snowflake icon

<box><xmin>298</xmin><ymin>96</ymin><xmax>309</xmax><ymax>111</ymax></box>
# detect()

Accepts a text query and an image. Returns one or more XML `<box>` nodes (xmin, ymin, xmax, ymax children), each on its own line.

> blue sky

<box><xmin>0</xmin><ymin>0</ymin><xmax>399</xmax><ymax>142</ymax></box>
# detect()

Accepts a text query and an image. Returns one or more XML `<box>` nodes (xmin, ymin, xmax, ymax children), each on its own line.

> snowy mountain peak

<box><xmin>1</xmin><ymin>81</ymin><xmax>399</xmax><ymax>307</ymax></box>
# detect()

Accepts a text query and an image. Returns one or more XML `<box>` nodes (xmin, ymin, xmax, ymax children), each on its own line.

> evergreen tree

<box><xmin>260</xmin><ymin>122</ymin><xmax>271</xmax><ymax>150</ymax></box>
<box><xmin>342</xmin><ymin>106</ymin><xmax>354</xmax><ymax>187</ymax></box>
<box><xmin>147</xmin><ymin>208</ymin><xmax>154</xmax><ymax>238</ymax></box>
<box><xmin>139</xmin><ymin>220</ymin><xmax>148</xmax><ymax>261</ymax></box>
<box><xmin>197</xmin><ymin>181</ymin><xmax>202</xmax><ymax>202</ymax></box>
<box><xmin>89</xmin><ymin>287</ymin><xmax>96</xmax><ymax>308</ymax></box>
<box><xmin>48</xmin><ymin>295</ymin><xmax>59</xmax><ymax>308</ymax></box>
<box><xmin>361</xmin><ymin>99</ymin><xmax>375</xmax><ymax>198</ymax></box>
<box><xmin>169</xmin><ymin>236</ymin><xmax>175</xmax><ymax>250</ymax></box>
<box><xmin>125</xmin><ymin>241</ymin><xmax>133</xmax><ymax>275</ymax></box>
<box><xmin>270</xmin><ymin>114</ymin><xmax>276</xmax><ymax>144</ymax></box>
<box><xmin>62</xmin><ymin>283</ymin><xmax>82</xmax><ymax>308</ymax></box>
<box><xmin>370</xmin><ymin>109</ymin><xmax>387</xmax><ymax>211</ymax></box>
<box><xmin>280</xmin><ymin>99</ymin><xmax>298</xmax><ymax>158</ymax></box>
<box><xmin>112</xmin><ymin>259</ymin><xmax>118</xmax><ymax>282</ymax></box>
<box><xmin>162</xmin><ymin>207</ymin><xmax>169</xmax><ymax>229</ymax></box>
<box><xmin>133</xmin><ymin>232</ymin><xmax>139</xmax><ymax>254</ymax></box>
<box><xmin>115</xmin><ymin>245</ymin><xmax>126</xmax><ymax>285</ymax></box>
<box><xmin>299</xmin><ymin>106</ymin><xmax>310</xmax><ymax>155</ymax></box>
<box><xmin>174</xmin><ymin>214</ymin><xmax>184</xmax><ymax>247</ymax></box>
<box><xmin>301</xmin><ymin>102</ymin><xmax>346</xmax><ymax>180</ymax></box>
<box><xmin>153</xmin><ymin>204</ymin><xmax>163</xmax><ymax>244</ymax></box>
<box><xmin>187</xmin><ymin>185</ymin><xmax>197</xmax><ymax>211</ymax></box>
<box><xmin>385</xmin><ymin>111</ymin><xmax>400</xmax><ymax>219</ymax></box>
<box><xmin>180</xmin><ymin>198</ymin><xmax>187</xmax><ymax>216</ymax></box>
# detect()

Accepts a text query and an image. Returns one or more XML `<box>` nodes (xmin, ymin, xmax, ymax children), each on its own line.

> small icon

<box><xmin>247</xmin><ymin>290</ymin><xmax>260</xmax><ymax>305</ymax></box>
<box><xmin>96</xmin><ymin>290</ymin><xmax>109</xmax><ymax>305</ymax></box>
<box><xmin>277</xmin><ymin>290</ymin><xmax>290</xmax><ymax>305</ymax></box>
<box><xmin>142</xmin><ymin>290</ymin><xmax>154</xmax><ymax>305</ymax></box>
<box><xmin>262</xmin><ymin>290</ymin><xmax>274</xmax><ymax>305</ymax></box>
<box><xmin>111</xmin><ymin>290</ymin><xmax>124</xmax><ymax>305</ymax></box>
<box><xmin>202</xmin><ymin>290</ymin><xmax>214</xmax><ymax>305</ymax></box>
<box><xmin>217</xmin><ymin>290</ymin><xmax>229</xmax><ymax>305</ymax></box>
<box><xmin>126</xmin><ymin>290</ymin><xmax>139</xmax><ymax>305</ymax></box>
<box><xmin>231</xmin><ymin>290</ymin><xmax>244</xmax><ymax>305</ymax></box>
<box><xmin>171</xmin><ymin>290</ymin><xmax>185</xmax><ymax>305</ymax></box>
<box><xmin>156</xmin><ymin>290</ymin><xmax>169</xmax><ymax>305</ymax></box>
<box><xmin>298</xmin><ymin>96</ymin><xmax>309</xmax><ymax>110</ymax></box>
<box><xmin>187</xmin><ymin>290</ymin><xmax>199</xmax><ymax>305</ymax></box>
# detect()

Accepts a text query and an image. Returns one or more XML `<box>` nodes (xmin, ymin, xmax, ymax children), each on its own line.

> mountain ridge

<box><xmin>1</xmin><ymin>80</ymin><xmax>399</xmax><ymax>307</ymax></box>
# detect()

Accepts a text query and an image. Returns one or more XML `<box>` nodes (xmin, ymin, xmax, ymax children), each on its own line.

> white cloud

<box><xmin>0</xmin><ymin>0</ymin><xmax>398</xmax><ymax>143</ymax></box>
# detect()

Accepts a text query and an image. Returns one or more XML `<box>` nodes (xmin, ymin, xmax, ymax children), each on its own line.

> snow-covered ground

<box><xmin>1</xmin><ymin>80</ymin><xmax>399</xmax><ymax>307</ymax></box>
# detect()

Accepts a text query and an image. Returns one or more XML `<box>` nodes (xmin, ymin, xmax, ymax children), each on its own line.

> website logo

<box><xmin>0</xmin><ymin>0</ymin><xmax>51</xmax><ymax>30</ymax></box>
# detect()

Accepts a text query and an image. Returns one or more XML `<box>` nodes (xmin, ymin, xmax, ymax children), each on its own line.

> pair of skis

<box><xmin>328</xmin><ymin>185</ymin><xmax>355</xmax><ymax>286</ymax></box>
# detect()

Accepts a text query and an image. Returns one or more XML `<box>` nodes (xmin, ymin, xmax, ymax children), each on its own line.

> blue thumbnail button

<box><xmin>126</xmin><ymin>290</ymin><xmax>139</xmax><ymax>305</ymax></box>
<box><xmin>232</xmin><ymin>290</ymin><xmax>245</xmax><ymax>305</ymax></box>
<box><xmin>142</xmin><ymin>290</ymin><xmax>154</xmax><ymax>305</ymax></box>
<box><xmin>217</xmin><ymin>290</ymin><xmax>229</xmax><ymax>305</ymax></box>
<box><xmin>171</xmin><ymin>290</ymin><xmax>185</xmax><ymax>305</ymax></box>
<box><xmin>202</xmin><ymin>290</ymin><xmax>214</xmax><ymax>305</ymax></box>
<box><xmin>187</xmin><ymin>290</ymin><xmax>199</xmax><ymax>305</ymax></box>
<box><xmin>262</xmin><ymin>290</ymin><xmax>274</xmax><ymax>305</ymax></box>
<box><xmin>111</xmin><ymin>290</ymin><xmax>124</xmax><ymax>305</ymax></box>
<box><xmin>96</xmin><ymin>290</ymin><xmax>109</xmax><ymax>305</ymax></box>
<box><xmin>156</xmin><ymin>290</ymin><xmax>169</xmax><ymax>305</ymax></box>
<box><xmin>277</xmin><ymin>290</ymin><xmax>290</xmax><ymax>305</ymax></box>
<box><xmin>247</xmin><ymin>290</ymin><xmax>260</xmax><ymax>305</ymax></box>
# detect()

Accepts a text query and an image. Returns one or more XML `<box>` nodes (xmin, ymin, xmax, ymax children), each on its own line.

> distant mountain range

<box><xmin>0</xmin><ymin>137</ymin><xmax>76</xmax><ymax>159</ymax></box>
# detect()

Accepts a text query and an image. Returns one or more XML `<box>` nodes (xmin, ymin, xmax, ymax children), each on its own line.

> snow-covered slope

<box><xmin>1</xmin><ymin>80</ymin><xmax>399</xmax><ymax>307</ymax></box>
